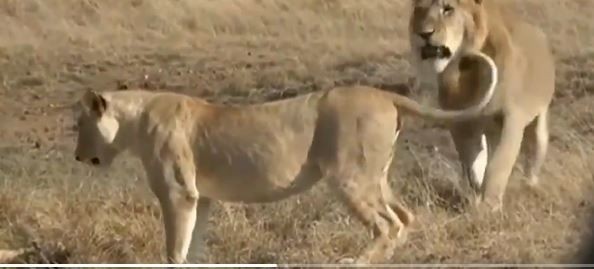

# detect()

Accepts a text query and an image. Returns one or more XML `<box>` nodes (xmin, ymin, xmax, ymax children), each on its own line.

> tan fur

<box><xmin>408</xmin><ymin>0</ymin><xmax>556</xmax><ymax>211</ymax></box>
<box><xmin>72</xmin><ymin>56</ymin><xmax>496</xmax><ymax>264</ymax></box>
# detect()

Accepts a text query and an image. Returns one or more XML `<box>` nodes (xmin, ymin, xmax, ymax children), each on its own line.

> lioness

<box><xmin>72</xmin><ymin>51</ymin><xmax>496</xmax><ymax>264</ymax></box>
<box><xmin>408</xmin><ymin>0</ymin><xmax>556</xmax><ymax>211</ymax></box>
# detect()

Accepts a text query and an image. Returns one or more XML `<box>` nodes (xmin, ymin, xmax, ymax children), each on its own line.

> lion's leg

<box><xmin>186</xmin><ymin>197</ymin><xmax>212</xmax><ymax>263</ymax></box>
<box><xmin>450</xmin><ymin>122</ymin><xmax>488</xmax><ymax>191</ymax></box>
<box><xmin>329</xmin><ymin>173</ymin><xmax>404</xmax><ymax>264</ymax></box>
<box><xmin>378</xmin><ymin>128</ymin><xmax>414</xmax><ymax>240</ymax></box>
<box><xmin>146</xmin><ymin>157</ymin><xmax>200</xmax><ymax>264</ymax></box>
<box><xmin>485</xmin><ymin>119</ymin><xmax>502</xmax><ymax>161</ymax></box>
<box><xmin>381</xmin><ymin>176</ymin><xmax>414</xmax><ymax>229</ymax></box>
<box><xmin>159</xmin><ymin>186</ymin><xmax>198</xmax><ymax>264</ymax></box>
<box><xmin>323</xmin><ymin>112</ymin><xmax>405</xmax><ymax>264</ymax></box>
<box><xmin>522</xmin><ymin>110</ymin><xmax>549</xmax><ymax>186</ymax></box>
<box><xmin>479</xmin><ymin>114</ymin><xmax>528</xmax><ymax>211</ymax></box>
<box><xmin>379</xmin><ymin>131</ymin><xmax>414</xmax><ymax>232</ymax></box>
<box><xmin>330</xmin><ymin>177</ymin><xmax>402</xmax><ymax>264</ymax></box>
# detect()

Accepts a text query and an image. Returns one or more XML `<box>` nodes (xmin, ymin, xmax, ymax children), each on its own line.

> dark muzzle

<box><xmin>420</xmin><ymin>45</ymin><xmax>452</xmax><ymax>60</ymax></box>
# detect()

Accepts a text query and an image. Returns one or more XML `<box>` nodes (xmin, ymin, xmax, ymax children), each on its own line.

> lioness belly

<box><xmin>194</xmin><ymin>158</ymin><xmax>318</xmax><ymax>203</ymax></box>
<box><xmin>193</xmin><ymin>131</ymin><xmax>319</xmax><ymax>203</ymax></box>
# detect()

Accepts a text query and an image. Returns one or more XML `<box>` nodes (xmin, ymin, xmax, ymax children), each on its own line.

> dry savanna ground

<box><xmin>0</xmin><ymin>0</ymin><xmax>593</xmax><ymax>264</ymax></box>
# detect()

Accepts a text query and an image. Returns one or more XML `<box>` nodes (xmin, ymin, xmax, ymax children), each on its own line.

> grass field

<box><xmin>0</xmin><ymin>0</ymin><xmax>593</xmax><ymax>264</ymax></box>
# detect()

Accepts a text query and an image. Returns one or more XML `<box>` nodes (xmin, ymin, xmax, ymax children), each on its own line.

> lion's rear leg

<box><xmin>379</xmin><ymin>129</ymin><xmax>414</xmax><ymax>233</ymax></box>
<box><xmin>329</xmin><ymin>173</ymin><xmax>411</xmax><ymax>264</ymax></box>
<box><xmin>380</xmin><ymin>176</ymin><xmax>414</xmax><ymax>237</ymax></box>
<box><xmin>522</xmin><ymin>110</ymin><xmax>549</xmax><ymax>186</ymax></box>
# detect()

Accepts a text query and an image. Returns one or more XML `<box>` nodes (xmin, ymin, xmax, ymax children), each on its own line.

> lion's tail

<box><xmin>391</xmin><ymin>51</ymin><xmax>498</xmax><ymax>121</ymax></box>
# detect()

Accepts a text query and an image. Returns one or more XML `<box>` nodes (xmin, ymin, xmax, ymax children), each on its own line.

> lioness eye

<box><xmin>443</xmin><ymin>4</ymin><xmax>454</xmax><ymax>14</ymax></box>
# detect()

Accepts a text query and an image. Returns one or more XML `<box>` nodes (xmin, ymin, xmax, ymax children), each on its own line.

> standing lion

<box><xmin>71</xmin><ymin>48</ymin><xmax>496</xmax><ymax>264</ymax></box>
<box><xmin>408</xmin><ymin>0</ymin><xmax>556</xmax><ymax>211</ymax></box>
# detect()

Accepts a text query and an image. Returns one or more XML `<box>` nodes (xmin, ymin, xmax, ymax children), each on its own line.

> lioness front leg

<box><xmin>186</xmin><ymin>197</ymin><xmax>212</xmax><ymax>263</ymax></box>
<box><xmin>450</xmin><ymin>122</ymin><xmax>488</xmax><ymax>192</ymax></box>
<box><xmin>479</xmin><ymin>114</ymin><xmax>528</xmax><ymax>211</ymax></box>
<box><xmin>146</xmin><ymin>157</ymin><xmax>200</xmax><ymax>264</ymax></box>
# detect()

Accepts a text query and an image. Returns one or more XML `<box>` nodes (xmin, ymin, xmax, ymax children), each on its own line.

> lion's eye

<box><xmin>443</xmin><ymin>4</ymin><xmax>454</xmax><ymax>15</ymax></box>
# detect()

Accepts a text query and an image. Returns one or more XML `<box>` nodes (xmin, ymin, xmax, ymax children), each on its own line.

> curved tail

<box><xmin>391</xmin><ymin>51</ymin><xmax>498</xmax><ymax>121</ymax></box>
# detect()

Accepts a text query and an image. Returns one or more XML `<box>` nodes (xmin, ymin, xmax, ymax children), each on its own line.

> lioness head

<box><xmin>409</xmin><ymin>0</ymin><xmax>488</xmax><ymax>73</ymax></box>
<box><xmin>73</xmin><ymin>90</ymin><xmax>121</xmax><ymax>167</ymax></box>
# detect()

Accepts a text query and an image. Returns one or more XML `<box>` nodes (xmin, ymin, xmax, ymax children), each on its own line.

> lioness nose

<box><xmin>75</xmin><ymin>155</ymin><xmax>81</xmax><ymax>162</ymax></box>
<box><xmin>418</xmin><ymin>30</ymin><xmax>435</xmax><ymax>40</ymax></box>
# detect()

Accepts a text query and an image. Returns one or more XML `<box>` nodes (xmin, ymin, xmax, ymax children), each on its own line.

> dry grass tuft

<box><xmin>0</xmin><ymin>0</ymin><xmax>592</xmax><ymax>264</ymax></box>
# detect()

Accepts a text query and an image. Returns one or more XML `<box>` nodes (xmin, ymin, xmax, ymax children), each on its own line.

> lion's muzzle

<box><xmin>420</xmin><ymin>45</ymin><xmax>452</xmax><ymax>60</ymax></box>
<box><xmin>75</xmin><ymin>155</ymin><xmax>101</xmax><ymax>166</ymax></box>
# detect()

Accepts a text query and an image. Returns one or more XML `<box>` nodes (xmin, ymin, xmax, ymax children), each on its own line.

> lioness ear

<box><xmin>82</xmin><ymin>90</ymin><xmax>107</xmax><ymax>116</ymax></box>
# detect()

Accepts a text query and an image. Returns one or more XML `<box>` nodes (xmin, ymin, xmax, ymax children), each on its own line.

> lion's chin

<box><xmin>418</xmin><ymin>57</ymin><xmax>452</xmax><ymax>74</ymax></box>
<box><xmin>414</xmin><ymin>45</ymin><xmax>453</xmax><ymax>73</ymax></box>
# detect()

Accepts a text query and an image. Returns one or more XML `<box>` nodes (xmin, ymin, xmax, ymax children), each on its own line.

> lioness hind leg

<box><xmin>522</xmin><ymin>110</ymin><xmax>549</xmax><ymax>186</ymax></box>
<box><xmin>329</xmin><ymin>174</ymin><xmax>408</xmax><ymax>264</ymax></box>
<box><xmin>380</xmin><ymin>176</ymin><xmax>414</xmax><ymax>236</ymax></box>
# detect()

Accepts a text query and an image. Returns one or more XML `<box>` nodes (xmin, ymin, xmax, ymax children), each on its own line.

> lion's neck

<box><xmin>103</xmin><ymin>90</ymin><xmax>155</xmax><ymax>154</ymax></box>
<box><xmin>481</xmin><ymin>2</ymin><xmax>515</xmax><ymax>61</ymax></box>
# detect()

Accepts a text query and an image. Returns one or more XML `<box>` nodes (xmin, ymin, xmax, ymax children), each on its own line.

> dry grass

<box><xmin>0</xmin><ymin>0</ymin><xmax>592</xmax><ymax>264</ymax></box>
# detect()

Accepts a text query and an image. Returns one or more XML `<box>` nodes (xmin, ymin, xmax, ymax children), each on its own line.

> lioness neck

<box><xmin>102</xmin><ymin>90</ymin><xmax>158</xmax><ymax>153</ymax></box>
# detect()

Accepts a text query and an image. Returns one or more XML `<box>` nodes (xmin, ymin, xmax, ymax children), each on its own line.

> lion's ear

<box><xmin>82</xmin><ymin>89</ymin><xmax>107</xmax><ymax>116</ymax></box>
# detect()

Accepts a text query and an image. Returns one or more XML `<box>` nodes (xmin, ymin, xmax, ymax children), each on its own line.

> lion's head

<box><xmin>409</xmin><ymin>0</ymin><xmax>488</xmax><ymax>73</ymax></box>
<box><xmin>73</xmin><ymin>90</ymin><xmax>122</xmax><ymax>167</ymax></box>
